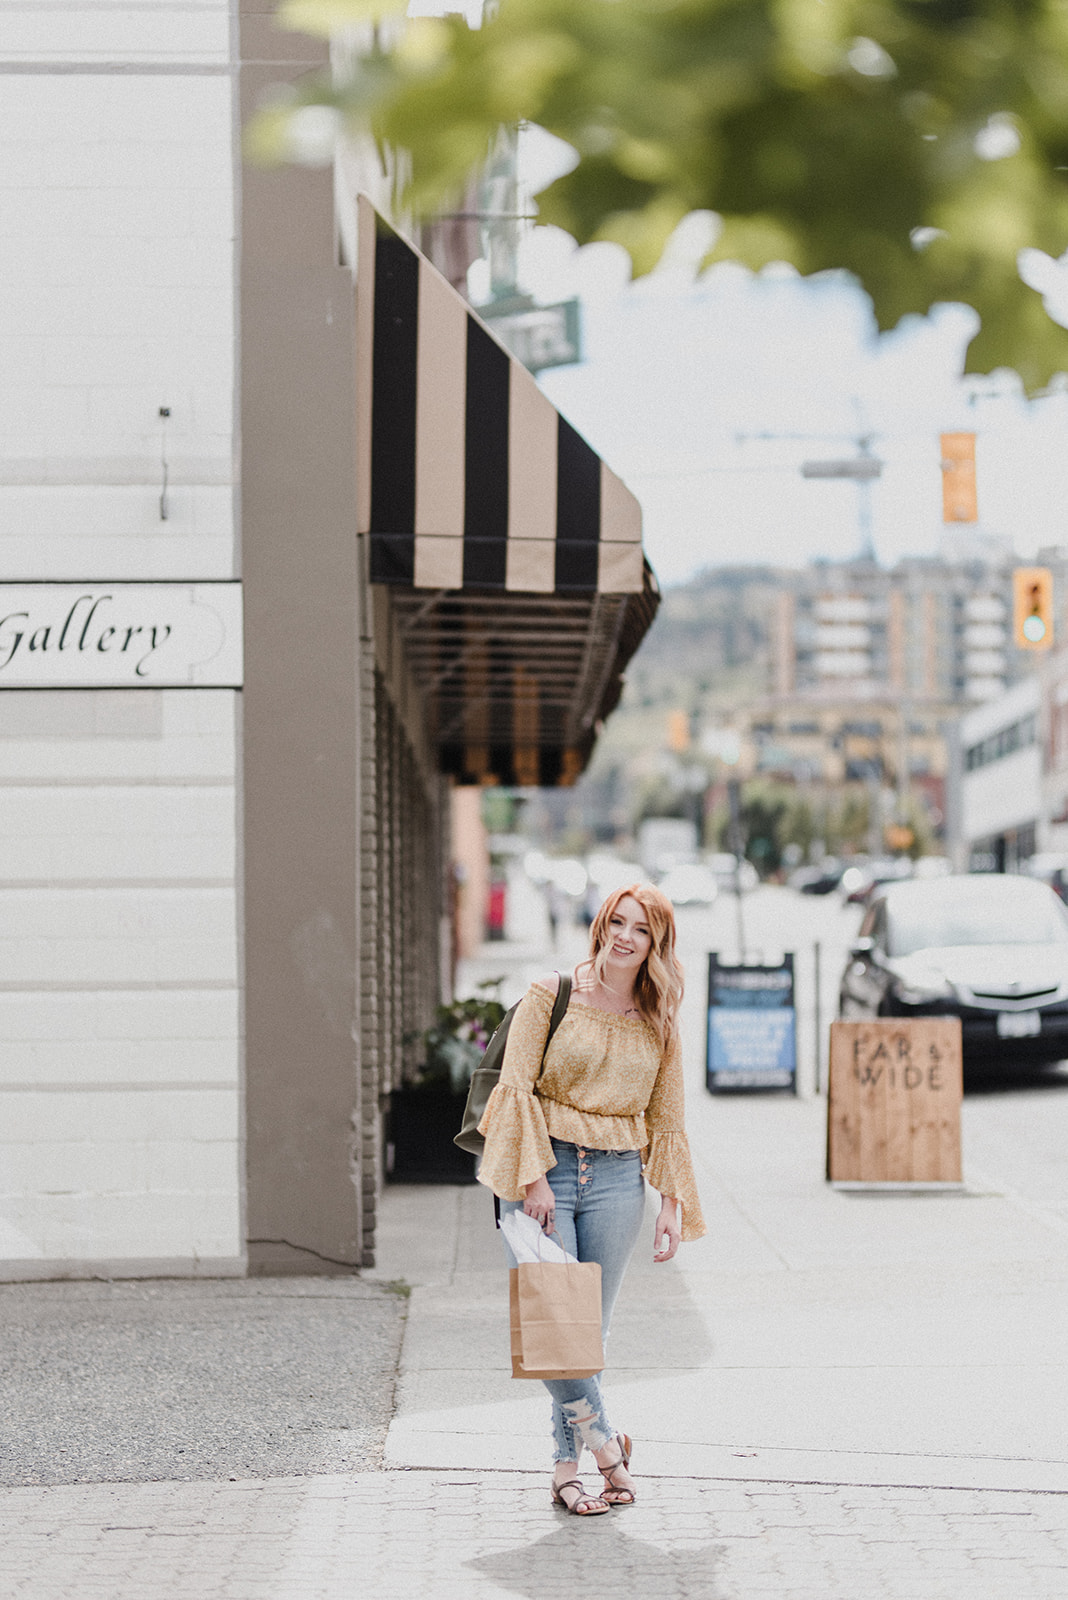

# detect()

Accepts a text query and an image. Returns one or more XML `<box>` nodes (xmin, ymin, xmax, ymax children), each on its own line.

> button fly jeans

<box><xmin>500</xmin><ymin>1137</ymin><xmax>646</xmax><ymax>1463</ymax></box>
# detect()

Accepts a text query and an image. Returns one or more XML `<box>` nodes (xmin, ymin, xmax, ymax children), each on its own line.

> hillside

<box><xmin>594</xmin><ymin>566</ymin><xmax>779</xmax><ymax>749</ymax></box>
<box><xmin>535</xmin><ymin>567</ymin><xmax>781</xmax><ymax>844</ymax></box>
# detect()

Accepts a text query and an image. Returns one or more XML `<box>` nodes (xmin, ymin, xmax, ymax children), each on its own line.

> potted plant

<box><xmin>387</xmin><ymin>983</ymin><xmax>506</xmax><ymax>1183</ymax></box>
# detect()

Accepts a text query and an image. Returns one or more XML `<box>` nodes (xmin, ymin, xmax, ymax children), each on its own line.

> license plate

<box><xmin>996</xmin><ymin>1011</ymin><xmax>1041</xmax><ymax>1038</ymax></box>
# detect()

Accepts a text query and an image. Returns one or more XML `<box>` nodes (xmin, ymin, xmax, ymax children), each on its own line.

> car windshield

<box><xmin>886</xmin><ymin>879</ymin><xmax>1068</xmax><ymax>957</ymax></box>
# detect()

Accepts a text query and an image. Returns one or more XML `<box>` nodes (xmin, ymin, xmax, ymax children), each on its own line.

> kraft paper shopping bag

<box><xmin>509</xmin><ymin>1260</ymin><xmax>604</xmax><ymax>1380</ymax></box>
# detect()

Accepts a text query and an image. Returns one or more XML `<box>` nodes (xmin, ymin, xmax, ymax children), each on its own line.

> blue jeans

<box><xmin>500</xmin><ymin>1137</ymin><xmax>646</xmax><ymax>1463</ymax></box>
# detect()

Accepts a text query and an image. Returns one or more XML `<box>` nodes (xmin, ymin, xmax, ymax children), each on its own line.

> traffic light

<box><xmin>1013</xmin><ymin>566</ymin><xmax>1054</xmax><ymax>650</ymax></box>
<box><xmin>940</xmin><ymin>432</ymin><xmax>977</xmax><ymax>523</ymax></box>
<box><xmin>667</xmin><ymin>708</ymin><xmax>690</xmax><ymax>751</ymax></box>
<box><xmin>884</xmin><ymin>823</ymin><xmax>914</xmax><ymax>853</ymax></box>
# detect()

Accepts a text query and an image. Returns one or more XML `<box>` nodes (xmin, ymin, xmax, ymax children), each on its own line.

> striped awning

<box><xmin>356</xmin><ymin>196</ymin><xmax>659</xmax><ymax>786</ymax></box>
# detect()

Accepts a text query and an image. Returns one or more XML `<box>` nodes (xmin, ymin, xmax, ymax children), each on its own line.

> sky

<box><xmin>403</xmin><ymin>2</ymin><xmax>1068</xmax><ymax>591</ymax></box>
<box><xmin>466</xmin><ymin>134</ymin><xmax>1068</xmax><ymax>590</ymax></box>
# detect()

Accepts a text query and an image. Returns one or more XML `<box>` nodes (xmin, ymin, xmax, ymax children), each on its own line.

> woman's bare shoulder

<box><xmin>532</xmin><ymin>971</ymin><xmax>562</xmax><ymax>997</ymax></box>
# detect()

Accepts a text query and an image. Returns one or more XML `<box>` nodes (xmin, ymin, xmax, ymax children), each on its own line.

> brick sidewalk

<box><xmin>5</xmin><ymin>1470</ymin><xmax>1068</xmax><ymax>1600</ymax></box>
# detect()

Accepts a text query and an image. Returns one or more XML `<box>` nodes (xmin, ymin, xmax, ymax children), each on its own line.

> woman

<box><xmin>477</xmin><ymin>883</ymin><xmax>706</xmax><ymax>1517</ymax></box>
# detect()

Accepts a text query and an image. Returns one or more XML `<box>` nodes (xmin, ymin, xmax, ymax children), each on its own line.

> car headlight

<box><xmin>895</xmin><ymin>975</ymin><xmax>953</xmax><ymax>1005</ymax></box>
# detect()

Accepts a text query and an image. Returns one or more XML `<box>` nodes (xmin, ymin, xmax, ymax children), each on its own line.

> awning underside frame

<box><xmin>391</xmin><ymin>581</ymin><xmax>658</xmax><ymax>786</ymax></box>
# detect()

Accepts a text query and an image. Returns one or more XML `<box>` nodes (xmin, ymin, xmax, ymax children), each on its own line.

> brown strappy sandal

<box><xmin>600</xmin><ymin>1433</ymin><xmax>636</xmax><ymax>1506</ymax></box>
<box><xmin>551</xmin><ymin>1477</ymin><xmax>610</xmax><ymax>1516</ymax></box>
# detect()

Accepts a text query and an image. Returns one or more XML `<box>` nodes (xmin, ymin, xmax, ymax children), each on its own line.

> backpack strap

<box><xmin>494</xmin><ymin>971</ymin><xmax>571</xmax><ymax>1229</ymax></box>
<box><xmin>543</xmin><ymin>971</ymin><xmax>572</xmax><ymax>1058</ymax></box>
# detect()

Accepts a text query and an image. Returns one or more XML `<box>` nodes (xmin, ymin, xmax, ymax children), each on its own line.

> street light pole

<box><xmin>897</xmin><ymin>698</ymin><xmax>910</xmax><ymax>835</ymax></box>
<box><xmin>800</xmin><ymin>436</ymin><xmax>883</xmax><ymax>564</ymax></box>
<box><xmin>727</xmin><ymin>777</ymin><xmax>746</xmax><ymax>961</ymax></box>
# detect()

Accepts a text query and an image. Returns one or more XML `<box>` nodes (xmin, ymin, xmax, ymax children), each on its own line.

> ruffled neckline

<box><xmin>531</xmin><ymin>980</ymin><xmax>654</xmax><ymax>1028</ymax></box>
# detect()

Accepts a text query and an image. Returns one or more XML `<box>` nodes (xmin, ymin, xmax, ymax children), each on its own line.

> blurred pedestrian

<box><xmin>477</xmin><ymin>884</ymin><xmax>706</xmax><ymax>1516</ymax></box>
<box><xmin>543</xmin><ymin>880</ymin><xmax>565</xmax><ymax>948</ymax></box>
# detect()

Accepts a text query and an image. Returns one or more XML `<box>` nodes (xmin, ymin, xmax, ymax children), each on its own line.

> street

<box><xmin>672</xmin><ymin>880</ymin><xmax>862</xmax><ymax>1097</ymax></box>
<box><xmin>6</xmin><ymin>884</ymin><xmax>1068</xmax><ymax>1597</ymax></box>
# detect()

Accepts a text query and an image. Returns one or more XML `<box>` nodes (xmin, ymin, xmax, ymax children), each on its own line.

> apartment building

<box><xmin>951</xmin><ymin>649</ymin><xmax>1068</xmax><ymax>872</ymax></box>
<box><xmin>772</xmin><ymin>556</ymin><xmax>1063</xmax><ymax>705</ymax></box>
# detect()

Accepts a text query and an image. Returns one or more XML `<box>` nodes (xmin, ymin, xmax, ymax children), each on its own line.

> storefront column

<box><xmin>240</xmin><ymin>11</ymin><xmax>363</xmax><ymax>1272</ymax></box>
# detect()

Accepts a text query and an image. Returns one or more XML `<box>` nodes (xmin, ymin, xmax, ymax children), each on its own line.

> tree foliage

<box><xmin>708</xmin><ymin>780</ymin><xmax>938</xmax><ymax>870</ymax></box>
<box><xmin>252</xmin><ymin>0</ymin><xmax>1068</xmax><ymax>388</ymax></box>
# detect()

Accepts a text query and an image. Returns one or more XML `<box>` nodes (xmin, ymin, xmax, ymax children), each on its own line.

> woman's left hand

<box><xmin>522</xmin><ymin>1174</ymin><xmax>557</xmax><ymax>1232</ymax></box>
<box><xmin>653</xmin><ymin>1198</ymin><xmax>681</xmax><ymax>1262</ymax></box>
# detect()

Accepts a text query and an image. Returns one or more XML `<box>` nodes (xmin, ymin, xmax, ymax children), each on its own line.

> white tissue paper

<box><xmin>500</xmin><ymin>1209</ymin><xmax>579</xmax><ymax>1265</ymax></box>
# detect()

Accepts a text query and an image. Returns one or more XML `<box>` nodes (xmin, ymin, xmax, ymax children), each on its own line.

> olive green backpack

<box><xmin>453</xmin><ymin>974</ymin><xmax>572</xmax><ymax>1155</ymax></box>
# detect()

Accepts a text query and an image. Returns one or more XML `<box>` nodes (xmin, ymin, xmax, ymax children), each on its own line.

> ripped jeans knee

<box><xmin>549</xmin><ymin>1389</ymin><xmax>613</xmax><ymax>1461</ymax></box>
<box><xmin>561</xmin><ymin>1398</ymin><xmax>612</xmax><ymax>1454</ymax></box>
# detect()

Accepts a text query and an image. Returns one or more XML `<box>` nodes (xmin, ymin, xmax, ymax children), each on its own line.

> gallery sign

<box><xmin>0</xmin><ymin>583</ymin><xmax>243</xmax><ymax>688</ymax></box>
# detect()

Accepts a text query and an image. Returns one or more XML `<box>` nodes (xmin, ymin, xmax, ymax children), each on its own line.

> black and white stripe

<box><xmin>357</xmin><ymin>200</ymin><xmax>644</xmax><ymax>596</ymax></box>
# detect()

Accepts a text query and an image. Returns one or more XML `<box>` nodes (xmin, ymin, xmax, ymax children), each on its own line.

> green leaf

<box><xmin>244</xmin><ymin>101</ymin><xmax>299</xmax><ymax>166</ymax></box>
<box><xmin>259</xmin><ymin>0</ymin><xmax>1068</xmax><ymax>387</ymax></box>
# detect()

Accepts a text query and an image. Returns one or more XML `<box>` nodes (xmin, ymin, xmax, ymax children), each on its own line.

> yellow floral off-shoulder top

<box><xmin>477</xmin><ymin>981</ymin><xmax>706</xmax><ymax>1241</ymax></box>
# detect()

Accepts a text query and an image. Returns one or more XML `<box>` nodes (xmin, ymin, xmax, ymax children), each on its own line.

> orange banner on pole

<box><xmin>940</xmin><ymin>432</ymin><xmax>977</xmax><ymax>523</ymax></box>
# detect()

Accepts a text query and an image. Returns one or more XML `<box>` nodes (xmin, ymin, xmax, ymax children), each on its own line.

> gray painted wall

<box><xmin>240</xmin><ymin>9</ymin><xmax>363</xmax><ymax>1272</ymax></box>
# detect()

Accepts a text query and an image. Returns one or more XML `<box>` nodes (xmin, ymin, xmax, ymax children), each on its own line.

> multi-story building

<box><xmin>950</xmin><ymin>647</ymin><xmax>1068</xmax><ymax>873</ymax></box>
<box><xmin>951</xmin><ymin>678</ymin><xmax>1042</xmax><ymax>871</ymax></box>
<box><xmin>742</xmin><ymin>696</ymin><xmax>955</xmax><ymax>791</ymax></box>
<box><xmin>719</xmin><ymin>555</ymin><xmax>1066</xmax><ymax>848</ymax></box>
<box><xmin>773</xmin><ymin>555</ymin><xmax>1067</xmax><ymax>705</ymax></box>
<box><xmin>0</xmin><ymin>8</ymin><xmax>656</xmax><ymax>1278</ymax></box>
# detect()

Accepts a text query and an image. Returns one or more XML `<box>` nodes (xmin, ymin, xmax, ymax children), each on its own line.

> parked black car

<box><xmin>839</xmin><ymin>873</ymin><xmax>1068</xmax><ymax>1065</ymax></box>
<box><xmin>790</xmin><ymin>860</ymin><xmax>844</xmax><ymax>895</ymax></box>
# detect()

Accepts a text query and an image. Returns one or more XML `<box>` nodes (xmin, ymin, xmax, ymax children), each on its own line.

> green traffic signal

<box><xmin>1014</xmin><ymin>567</ymin><xmax>1054</xmax><ymax>650</ymax></box>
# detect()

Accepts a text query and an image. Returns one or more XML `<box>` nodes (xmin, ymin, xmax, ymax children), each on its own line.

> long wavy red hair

<box><xmin>579</xmin><ymin>883</ymin><xmax>684</xmax><ymax>1049</ymax></box>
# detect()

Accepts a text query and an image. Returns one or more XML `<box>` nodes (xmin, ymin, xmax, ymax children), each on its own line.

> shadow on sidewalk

<box><xmin>468</xmin><ymin>1522</ymin><xmax>726</xmax><ymax>1599</ymax></box>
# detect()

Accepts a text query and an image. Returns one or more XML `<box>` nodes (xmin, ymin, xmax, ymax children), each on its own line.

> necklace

<box><xmin>596</xmin><ymin>978</ymin><xmax>640</xmax><ymax>1017</ymax></box>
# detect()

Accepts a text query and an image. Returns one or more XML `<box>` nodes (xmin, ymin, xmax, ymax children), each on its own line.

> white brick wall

<box><xmin>0</xmin><ymin>690</ymin><xmax>238</xmax><ymax>781</ymax></box>
<box><xmin>0</xmin><ymin>887</ymin><xmax>238</xmax><ymax>985</ymax></box>
<box><xmin>0</xmin><ymin>989</ymin><xmax>239</xmax><ymax>1082</ymax></box>
<box><xmin>0</xmin><ymin>693</ymin><xmax>242</xmax><ymax>1273</ymax></box>
<box><xmin>0</xmin><ymin>786</ymin><xmax>236</xmax><ymax>881</ymax></box>
<box><xmin>0</xmin><ymin>11</ymin><xmax>242</xmax><ymax>1275</ymax></box>
<box><xmin>0</xmin><ymin>11</ymin><xmax>231</xmax><ymax>66</ymax></box>
<box><xmin>0</xmin><ymin>67</ymin><xmax>235</xmax><ymax>584</ymax></box>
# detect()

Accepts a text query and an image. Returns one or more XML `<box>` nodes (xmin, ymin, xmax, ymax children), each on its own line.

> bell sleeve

<box><xmin>476</xmin><ymin>985</ymin><xmax>557</xmax><ymax>1201</ymax></box>
<box><xmin>642</xmin><ymin>1030</ymin><xmax>707</xmax><ymax>1240</ymax></box>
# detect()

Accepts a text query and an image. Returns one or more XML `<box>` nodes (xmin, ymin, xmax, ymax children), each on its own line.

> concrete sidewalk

<box><xmin>377</xmin><ymin>1081</ymin><xmax>1068</xmax><ymax>1496</ymax></box>
<box><xmin>6</xmin><ymin>1470</ymin><xmax>1068</xmax><ymax>1599</ymax></box>
<box><xmin>9</xmin><ymin>896</ymin><xmax>1068</xmax><ymax>1593</ymax></box>
<box><xmin>7</xmin><ymin>1071</ymin><xmax>1068</xmax><ymax>1597</ymax></box>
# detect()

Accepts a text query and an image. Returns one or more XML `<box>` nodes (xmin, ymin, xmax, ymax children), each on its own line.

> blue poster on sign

<box><xmin>706</xmin><ymin>954</ymin><xmax>797</xmax><ymax>1092</ymax></box>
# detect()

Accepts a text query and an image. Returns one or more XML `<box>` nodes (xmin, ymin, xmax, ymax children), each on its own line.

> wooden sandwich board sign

<box><xmin>827</xmin><ymin>1019</ymin><xmax>963</xmax><ymax>1188</ymax></box>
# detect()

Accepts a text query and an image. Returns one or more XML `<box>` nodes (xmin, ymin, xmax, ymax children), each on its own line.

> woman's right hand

<box><xmin>522</xmin><ymin>1175</ymin><xmax>556</xmax><ymax>1232</ymax></box>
